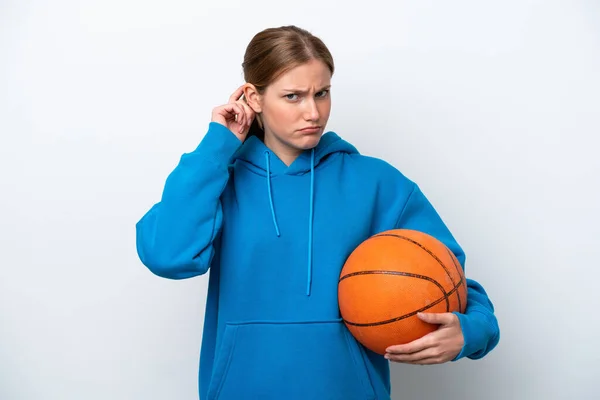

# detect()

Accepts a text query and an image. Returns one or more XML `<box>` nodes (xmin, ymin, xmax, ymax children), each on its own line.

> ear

<box><xmin>243</xmin><ymin>83</ymin><xmax>263</xmax><ymax>113</ymax></box>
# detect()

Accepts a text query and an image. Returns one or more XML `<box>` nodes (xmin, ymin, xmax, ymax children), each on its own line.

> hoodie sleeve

<box><xmin>394</xmin><ymin>183</ymin><xmax>500</xmax><ymax>361</ymax></box>
<box><xmin>135</xmin><ymin>122</ymin><xmax>242</xmax><ymax>279</ymax></box>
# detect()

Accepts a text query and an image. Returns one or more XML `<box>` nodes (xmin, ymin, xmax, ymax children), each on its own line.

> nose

<box><xmin>304</xmin><ymin>98</ymin><xmax>319</xmax><ymax>122</ymax></box>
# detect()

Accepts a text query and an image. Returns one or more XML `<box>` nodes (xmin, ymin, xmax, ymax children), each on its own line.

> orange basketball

<box><xmin>338</xmin><ymin>228</ymin><xmax>467</xmax><ymax>355</ymax></box>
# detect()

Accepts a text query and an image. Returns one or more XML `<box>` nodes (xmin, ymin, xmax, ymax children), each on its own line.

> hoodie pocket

<box><xmin>206</xmin><ymin>319</ymin><xmax>376</xmax><ymax>400</ymax></box>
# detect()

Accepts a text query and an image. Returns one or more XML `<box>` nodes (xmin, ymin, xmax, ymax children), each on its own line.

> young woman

<box><xmin>136</xmin><ymin>25</ymin><xmax>500</xmax><ymax>400</ymax></box>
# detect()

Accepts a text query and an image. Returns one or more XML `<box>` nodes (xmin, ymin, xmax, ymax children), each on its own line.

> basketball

<box><xmin>338</xmin><ymin>228</ymin><xmax>468</xmax><ymax>355</ymax></box>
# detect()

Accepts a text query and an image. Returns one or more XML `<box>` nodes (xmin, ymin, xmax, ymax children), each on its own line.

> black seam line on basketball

<box><xmin>444</xmin><ymin>250</ymin><xmax>466</xmax><ymax>310</ymax></box>
<box><xmin>372</xmin><ymin>233</ymin><xmax>457</xmax><ymax>311</ymax></box>
<box><xmin>339</xmin><ymin>270</ymin><xmax>447</xmax><ymax>298</ymax></box>
<box><xmin>342</xmin><ymin>282</ymin><xmax>463</xmax><ymax>327</ymax></box>
<box><xmin>374</xmin><ymin>234</ymin><xmax>457</xmax><ymax>287</ymax></box>
<box><xmin>366</xmin><ymin>233</ymin><xmax>453</xmax><ymax>311</ymax></box>
<box><xmin>445</xmin><ymin>247</ymin><xmax>463</xmax><ymax>311</ymax></box>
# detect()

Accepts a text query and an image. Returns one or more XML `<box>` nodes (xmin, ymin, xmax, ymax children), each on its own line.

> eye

<box><xmin>285</xmin><ymin>93</ymin><xmax>298</xmax><ymax>101</ymax></box>
<box><xmin>316</xmin><ymin>90</ymin><xmax>330</xmax><ymax>98</ymax></box>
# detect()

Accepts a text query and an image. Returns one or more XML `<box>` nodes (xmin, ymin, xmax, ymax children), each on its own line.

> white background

<box><xmin>2</xmin><ymin>1</ymin><xmax>599</xmax><ymax>399</ymax></box>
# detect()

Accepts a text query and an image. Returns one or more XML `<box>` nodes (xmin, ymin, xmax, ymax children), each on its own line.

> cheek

<box><xmin>318</xmin><ymin>100</ymin><xmax>332</xmax><ymax>119</ymax></box>
<box><xmin>268</xmin><ymin>103</ymin><xmax>298</xmax><ymax>127</ymax></box>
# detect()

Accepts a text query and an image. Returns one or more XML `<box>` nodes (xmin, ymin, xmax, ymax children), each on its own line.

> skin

<box><xmin>385</xmin><ymin>312</ymin><xmax>464</xmax><ymax>364</ymax></box>
<box><xmin>210</xmin><ymin>59</ymin><xmax>465</xmax><ymax>364</ymax></box>
<box><xmin>210</xmin><ymin>58</ymin><xmax>331</xmax><ymax>166</ymax></box>
<box><xmin>244</xmin><ymin>58</ymin><xmax>333</xmax><ymax>166</ymax></box>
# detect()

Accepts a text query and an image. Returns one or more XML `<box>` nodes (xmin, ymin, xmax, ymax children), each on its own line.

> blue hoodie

<box><xmin>136</xmin><ymin>122</ymin><xmax>500</xmax><ymax>400</ymax></box>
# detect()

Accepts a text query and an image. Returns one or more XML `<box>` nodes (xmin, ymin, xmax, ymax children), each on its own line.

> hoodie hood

<box><xmin>231</xmin><ymin>131</ymin><xmax>359</xmax><ymax>296</ymax></box>
<box><xmin>232</xmin><ymin>131</ymin><xmax>359</xmax><ymax>176</ymax></box>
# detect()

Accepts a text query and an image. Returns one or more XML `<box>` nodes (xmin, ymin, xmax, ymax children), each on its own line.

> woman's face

<box><xmin>247</xmin><ymin>59</ymin><xmax>332</xmax><ymax>164</ymax></box>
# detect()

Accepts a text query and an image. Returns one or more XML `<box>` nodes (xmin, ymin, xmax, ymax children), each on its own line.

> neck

<box><xmin>264</xmin><ymin>133</ymin><xmax>303</xmax><ymax>166</ymax></box>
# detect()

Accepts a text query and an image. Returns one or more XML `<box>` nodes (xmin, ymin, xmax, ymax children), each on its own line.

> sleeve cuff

<box><xmin>192</xmin><ymin>122</ymin><xmax>243</xmax><ymax>166</ymax></box>
<box><xmin>451</xmin><ymin>310</ymin><xmax>500</xmax><ymax>361</ymax></box>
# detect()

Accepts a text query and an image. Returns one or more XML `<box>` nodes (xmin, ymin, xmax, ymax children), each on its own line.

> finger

<box><xmin>386</xmin><ymin>334</ymin><xmax>435</xmax><ymax>355</ymax></box>
<box><xmin>223</xmin><ymin>103</ymin><xmax>246</xmax><ymax>126</ymax></box>
<box><xmin>386</xmin><ymin>347</ymin><xmax>440</xmax><ymax>363</ymax></box>
<box><xmin>417</xmin><ymin>312</ymin><xmax>455</xmax><ymax>325</ymax></box>
<box><xmin>235</xmin><ymin>106</ymin><xmax>246</xmax><ymax>128</ymax></box>
<box><xmin>394</xmin><ymin>356</ymin><xmax>444</xmax><ymax>365</ymax></box>
<box><xmin>234</xmin><ymin>103</ymin><xmax>248</xmax><ymax>131</ymax></box>
<box><xmin>228</xmin><ymin>84</ymin><xmax>246</xmax><ymax>104</ymax></box>
<box><xmin>221</xmin><ymin>102</ymin><xmax>243</xmax><ymax>116</ymax></box>
<box><xmin>236</xmin><ymin>101</ymin><xmax>255</xmax><ymax>126</ymax></box>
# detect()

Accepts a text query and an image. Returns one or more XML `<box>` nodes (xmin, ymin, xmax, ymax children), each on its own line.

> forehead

<box><xmin>269</xmin><ymin>59</ymin><xmax>331</xmax><ymax>90</ymax></box>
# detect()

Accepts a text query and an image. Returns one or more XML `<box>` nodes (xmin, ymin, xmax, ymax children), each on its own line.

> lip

<box><xmin>298</xmin><ymin>126</ymin><xmax>321</xmax><ymax>133</ymax></box>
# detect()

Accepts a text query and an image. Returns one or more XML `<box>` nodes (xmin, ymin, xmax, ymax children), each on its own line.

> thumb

<box><xmin>417</xmin><ymin>312</ymin><xmax>454</xmax><ymax>325</ymax></box>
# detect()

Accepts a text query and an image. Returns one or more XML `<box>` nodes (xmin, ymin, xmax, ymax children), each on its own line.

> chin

<box><xmin>293</xmin><ymin>132</ymin><xmax>323</xmax><ymax>150</ymax></box>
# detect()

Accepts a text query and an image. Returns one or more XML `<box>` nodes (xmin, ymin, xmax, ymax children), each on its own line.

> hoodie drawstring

<box><xmin>265</xmin><ymin>151</ymin><xmax>281</xmax><ymax>237</ymax></box>
<box><xmin>306</xmin><ymin>148</ymin><xmax>315</xmax><ymax>296</ymax></box>
<box><xmin>264</xmin><ymin>149</ymin><xmax>316</xmax><ymax>296</ymax></box>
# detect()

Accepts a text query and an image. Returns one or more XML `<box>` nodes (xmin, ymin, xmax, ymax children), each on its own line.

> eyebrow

<box><xmin>282</xmin><ymin>85</ymin><xmax>331</xmax><ymax>94</ymax></box>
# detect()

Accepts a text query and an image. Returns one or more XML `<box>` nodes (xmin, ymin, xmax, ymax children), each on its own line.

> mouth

<box><xmin>298</xmin><ymin>126</ymin><xmax>321</xmax><ymax>133</ymax></box>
